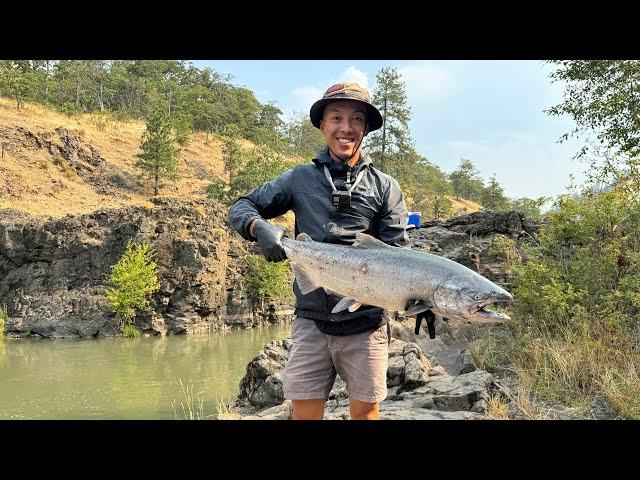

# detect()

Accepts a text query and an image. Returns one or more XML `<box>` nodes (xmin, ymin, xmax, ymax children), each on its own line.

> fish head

<box><xmin>433</xmin><ymin>276</ymin><xmax>513</xmax><ymax>321</ymax></box>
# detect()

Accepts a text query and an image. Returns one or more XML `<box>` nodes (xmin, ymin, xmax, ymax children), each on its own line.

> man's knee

<box><xmin>292</xmin><ymin>399</ymin><xmax>326</xmax><ymax>420</ymax></box>
<box><xmin>349</xmin><ymin>396</ymin><xmax>380</xmax><ymax>420</ymax></box>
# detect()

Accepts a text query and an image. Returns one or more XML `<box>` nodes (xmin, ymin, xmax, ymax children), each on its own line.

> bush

<box><xmin>0</xmin><ymin>304</ymin><xmax>7</xmax><ymax>337</ymax></box>
<box><xmin>244</xmin><ymin>254</ymin><xmax>291</xmax><ymax>307</ymax></box>
<box><xmin>104</xmin><ymin>239</ymin><xmax>160</xmax><ymax>325</ymax></box>
<box><xmin>508</xmin><ymin>183</ymin><xmax>640</xmax><ymax>417</ymax></box>
<box><xmin>122</xmin><ymin>324</ymin><xmax>141</xmax><ymax>338</ymax></box>
<box><xmin>205</xmin><ymin>179</ymin><xmax>231</xmax><ymax>205</ymax></box>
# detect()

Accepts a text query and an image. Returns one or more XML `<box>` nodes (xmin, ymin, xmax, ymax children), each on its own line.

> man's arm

<box><xmin>377</xmin><ymin>177</ymin><xmax>410</xmax><ymax>247</ymax></box>
<box><xmin>228</xmin><ymin>168</ymin><xmax>294</xmax><ymax>241</ymax></box>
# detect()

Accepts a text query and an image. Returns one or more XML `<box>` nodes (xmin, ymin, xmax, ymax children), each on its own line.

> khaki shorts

<box><xmin>282</xmin><ymin>316</ymin><xmax>389</xmax><ymax>404</ymax></box>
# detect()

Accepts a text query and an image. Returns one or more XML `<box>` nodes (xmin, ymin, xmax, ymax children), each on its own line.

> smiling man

<box><xmin>228</xmin><ymin>82</ymin><xmax>409</xmax><ymax>420</ymax></box>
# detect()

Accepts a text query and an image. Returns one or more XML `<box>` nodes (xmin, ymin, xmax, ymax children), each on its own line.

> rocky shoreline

<box><xmin>227</xmin><ymin>320</ymin><xmax>495</xmax><ymax>420</ymax></box>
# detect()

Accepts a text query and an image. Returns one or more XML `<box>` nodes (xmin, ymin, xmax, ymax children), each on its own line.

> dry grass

<box><xmin>514</xmin><ymin>334</ymin><xmax>604</xmax><ymax>412</ymax></box>
<box><xmin>486</xmin><ymin>393</ymin><xmax>510</xmax><ymax>419</ymax></box>
<box><xmin>0</xmin><ymin>97</ymin><xmax>228</xmax><ymax>218</ymax></box>
<box><xmin>171</xmin><ymin>378</ymin><xmax>215</xmax><ymax>420</ymax></box>
<box><xmin>448</xmin><ymin>196</ymin><xmax>484</xmax><ymax>216</ymax></box>
<box><xmin>598</xmin><ymin>362</ymin><xmax>640</xmax><ymax>419</ymax></box>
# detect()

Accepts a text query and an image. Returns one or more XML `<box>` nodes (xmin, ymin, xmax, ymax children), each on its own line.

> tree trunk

<box><xmin>45</xmin><ymin>60</ymin><xmax>50</xmax><ymax>101</ymax></box>
<box><xmin>380</xmin><ymin>92</ymin><xmax>388</xmax><ymax>171</ymax></box>
<box><xmin>75</xmin><ymin>62</ymin><xmax>81</xmax><ymax>108</ymax></box>
<box><xmin>99</xmin><ymin>81</ymin><xmax>104</xmax><ymax>112</ymax></box>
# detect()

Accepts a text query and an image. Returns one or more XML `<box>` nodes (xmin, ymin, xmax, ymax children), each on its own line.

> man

<box><xmin>229</xmin><ymin>82</ymin><xmax>409</xmax><ymax>420</ymax></box>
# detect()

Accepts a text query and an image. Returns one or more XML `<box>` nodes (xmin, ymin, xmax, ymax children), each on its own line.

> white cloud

<box><xmin>398</xmin><ymin>63</ymin><xmax>452</xmax><ymax>103</ymax></box>
<box><xmin>291</xmin><ymin>86</ymin><xmax>323</xmax><ymax>108</ymax></box>
<box><xmin>338</xmin><ymin>66</ymin><xmax>370</xmax><ymax>90</ymax></box>
<box><xmin>287</xmin><ymin>66</ymin><xmax>370</xmax><ymax>118</ymax></box>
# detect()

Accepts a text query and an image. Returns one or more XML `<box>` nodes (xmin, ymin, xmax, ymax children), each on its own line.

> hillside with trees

<box><xmin>0</xmin><ymin>60</ymin><xmax>543</xmax><ymax>222</ymax></box>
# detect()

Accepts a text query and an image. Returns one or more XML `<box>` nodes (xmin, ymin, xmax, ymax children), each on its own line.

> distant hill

<box><xmin>0</xmin><ymin>97</ymin><xmax>484</xmax><ymax>219</ymax></box>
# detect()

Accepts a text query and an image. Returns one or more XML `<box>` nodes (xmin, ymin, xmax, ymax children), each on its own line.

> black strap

<box><xmin>415</xmin><ymin>311</ymin><xmax>437</xmax><ymax>339</ymax></box>
<box><xmin>387</xmin><ymin>320</ymin><xmax>391</xmax><ymax>346</ymax></box>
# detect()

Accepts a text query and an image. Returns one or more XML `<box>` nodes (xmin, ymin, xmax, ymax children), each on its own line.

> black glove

<box><xmin>253</xmin><ymin>219</ymin><xmax>288</xmax><ymax>262</ymax></box>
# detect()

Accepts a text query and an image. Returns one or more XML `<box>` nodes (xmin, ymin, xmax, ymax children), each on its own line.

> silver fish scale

<box><xmin>282</xmin><ymin>236</ymin><xmax>461</xmax><ymax>312</ymax></box>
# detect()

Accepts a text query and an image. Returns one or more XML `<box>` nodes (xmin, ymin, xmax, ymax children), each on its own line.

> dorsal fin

<box><xmin>296</xmin><ymin>232</ymin><xmax>313</xmax><ymax>242</ymax></box>
<box><xmin>353</xmin><ymin>232</ymin><xmax>390</xmax><ymax>249</ymax></box>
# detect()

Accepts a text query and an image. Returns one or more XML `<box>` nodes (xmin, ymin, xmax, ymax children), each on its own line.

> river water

<box><xmin>0</xmin><ymin>323</ymin><xmax>291</xmax><ymax>419</ymax></box>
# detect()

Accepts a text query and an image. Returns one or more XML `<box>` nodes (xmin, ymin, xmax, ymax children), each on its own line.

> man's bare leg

<box><xmin>349</xmin><ymin>397</ymin><xmax>379</xmax><ymax>420</ymax></box>
<box><xmin>292</xmin><ymin>399</ymin><xmax>326</xmax><ymax>420</ymax></box>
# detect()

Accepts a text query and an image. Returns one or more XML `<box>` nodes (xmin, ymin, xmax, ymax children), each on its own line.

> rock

<box><xmin>402</xmin><ymin>352</ymin><xmax>430</xmax><ymax>391</ymax></box>
<box><xmin>387</xmin><ymin>355</ymin><xmax>405</xmax><ymax>387</ymax></box>
<box><xmin>230</xmin><ymin>335</ymin><xmax>495</xmax><ymax>420</ymax></box>
<box><xmin>428</xmin><ymin>366</ymin><xmax>447</xmax><ymax>376</ymax></box>
<box><xmin>455</xmin><ymin>348</ymin><xmax>477</xmax><ymax>375</ymax></box>
<box><xmin>237</xmin><ymin>340</ymin><xmax>291</xmax><ymax>408</ymax></box>
<box><xmin>328</xmin><ymin>376</ymin><xmax>348</xmax><ymax>401</ymax></box>
<box><xmin>588</xmin><ymin>395</ymin><xmax>616</xmax><ymax>420</ymax></box>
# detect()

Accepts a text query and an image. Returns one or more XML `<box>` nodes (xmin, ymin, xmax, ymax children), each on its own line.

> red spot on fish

<box><xmin>358</xmin><ymin>263</ymin><xmax>369</xmax><ymax>275</ymax></box>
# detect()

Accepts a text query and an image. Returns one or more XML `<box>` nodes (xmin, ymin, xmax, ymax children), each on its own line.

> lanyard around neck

<box><xmin>323</xmin><ymin>165</ymin><xmax>366</xmax><ymax>194</ymax></box>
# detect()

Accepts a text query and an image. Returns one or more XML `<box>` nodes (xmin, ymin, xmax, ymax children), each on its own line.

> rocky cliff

<box><xmin>0</xmin><ymin>197</ymin><xmax>293</xmax><ymax>338</ymax></box>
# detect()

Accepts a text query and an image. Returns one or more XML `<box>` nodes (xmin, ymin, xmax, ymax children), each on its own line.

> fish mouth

<box><xmin>469</xmin><ymin>301</ymin><xmax>511</xmax><ymax>320</ymax></box>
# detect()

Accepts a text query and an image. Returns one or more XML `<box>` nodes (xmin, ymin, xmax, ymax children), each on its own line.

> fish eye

<box><xmin>473</xmin><ymin>293</ymin><xmax>482</xmax><ymax>301</ymax></box>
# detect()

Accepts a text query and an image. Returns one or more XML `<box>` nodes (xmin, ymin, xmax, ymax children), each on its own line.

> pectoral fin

<box><xmin>398</xmin><ymin>300</ymin><xmax>434</xmax><ymax>318</ymax></box>
<box><xmin>290</xmin><ymin>261</ymin><xmax>320</xmax><ymax>295</ymax></box>
<box><xmin>348</xmin><ymin>302</ymin><xmax>363</xmax><ymax>312</ymax></box>
<box><xmin>332</xmin><ymin>297</ymin><xmax>362</xmax><ymax>314</ymax></box>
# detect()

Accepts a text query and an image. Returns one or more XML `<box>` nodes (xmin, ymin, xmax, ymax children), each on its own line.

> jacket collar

<box><xmin>312</xmin><ymin>146</ymin><xmax>373</xmax><ymax>173</ymax></box>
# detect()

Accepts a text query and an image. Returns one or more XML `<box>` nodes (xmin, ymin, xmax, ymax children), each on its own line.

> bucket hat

<box><xmin>309</xmin><ymin>82</ymin><xmax>383</xmax><ymax>132</ymax></box>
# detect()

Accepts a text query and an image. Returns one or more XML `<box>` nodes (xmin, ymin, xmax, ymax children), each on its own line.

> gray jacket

<box><xmin>228</xmin><ymin>147</ymin><xmax>409</xmax><ymax>326</ymax></box>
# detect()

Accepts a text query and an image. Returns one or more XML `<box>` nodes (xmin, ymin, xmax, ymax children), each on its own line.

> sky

<box><xmin>192</xmin><ymin>60</ymin><xmax>587</xmax><ymax>201</ymax></box>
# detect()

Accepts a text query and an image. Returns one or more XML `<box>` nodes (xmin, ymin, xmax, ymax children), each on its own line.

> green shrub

<box><xmin>205</xmin><ymin>179</ymin><xmax>231</xmax><ymax>205</ymax></box>
<box><xmin>244</xmin><ymin>254</ymin><xmax>291</xmax><ymax>307</ymax></box>
<box><xmin>508</xmin><ymin>183</ymin><xmax>640</xmax><ymax>417</ymax></box>
<box><xmin>104</xmin><ymin>239</ymin><xmax>160</xmax><ymax>325</ymax></box>
<box><xmin>121</xmin><ymin>324</ymin><xmax>141</xmax><ymax>338</ymax></box>
<box><xmin>0</xmin><ymin>304</ymin><xmax>7</xmax><ymax>338</ymax></box>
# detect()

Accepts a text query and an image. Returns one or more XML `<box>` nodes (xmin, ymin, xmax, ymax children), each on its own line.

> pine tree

<box><xmin>482</xmin><ymin>174</ymin><xmax>511</xmax><ymax>210</ymax></box>
<box><xmin>449</xmin><ymin>159</ymin><xmax>484</xmax><ymax>202</ymax></box>
<box><xmin>367</xmin><ymin>67</ymin><xmax>412</xmax><ymax>172</ymax></box>
<box><xmin>135</xmin><ymin>108</ymin><xmax>180</xmax><ymax>196</ymax></box>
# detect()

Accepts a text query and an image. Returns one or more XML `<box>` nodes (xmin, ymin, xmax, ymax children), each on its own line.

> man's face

<box><xmin>320</xmin><ymin>100</ymin><xmax>368</xmax><ymax>162</ymax></box>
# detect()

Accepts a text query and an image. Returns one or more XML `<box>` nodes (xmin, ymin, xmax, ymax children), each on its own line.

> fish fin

<box><xmin>348</xmin><ymin>302</ymin><xmax>363</xmax><ymax>312</ymax></box>
<box><xmin>290</xmin><ymin>261</ymin><xmax>320</xmax><ymax>295</ymax></box>
<box><xmin>353</xmin><ymin>233</ymin><xmax>390</xmax><ymax>249</ymax></box>
<box><xmin>398</xmin><ymin>300</ymin><xmax>434</xmax><ymax>317</ymax></box>
<box><xmin>332</xmin><ymin>297</ymin><xmax>360</xmax><ymax>314</ymax></box>
<box><xmin>296</xmin><ymin>233</ymin><xmax>313</xmax><ymax>242</ymax></box>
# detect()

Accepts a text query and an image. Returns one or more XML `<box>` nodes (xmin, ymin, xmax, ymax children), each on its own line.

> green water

<box><xmin>0</xmin><ymin>323</ymin><xmax>291</xmax><ymax>419</ymax></box>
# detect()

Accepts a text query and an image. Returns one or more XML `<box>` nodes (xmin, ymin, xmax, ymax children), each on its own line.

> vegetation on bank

<box><xmin>0</xmin><ymin>304</ymin><xmax>7</xmax><ymax>339</ymax></box>
<box><xmin>244</xmin><ymin>255</ymin><xmax>293</xmax><ymax>310</ymax></box>
<box><xmin>473</xmin><ymin>183</ymin><xmax>640</xmax><ymax>419</ymax></box>
<box><xmin>469</xmin><ymin>60</ymin><xmax>640</xmax><ymax>419</ymax></box>
<box><xmin>103</xmin><ymin>240</ymin><xmax>160</xmax><ymax>334</ymax></box>
<box><xmin>512</xmin><ymin>185</ymin><xmax>639</xmax><ymax>417</ymax></box>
